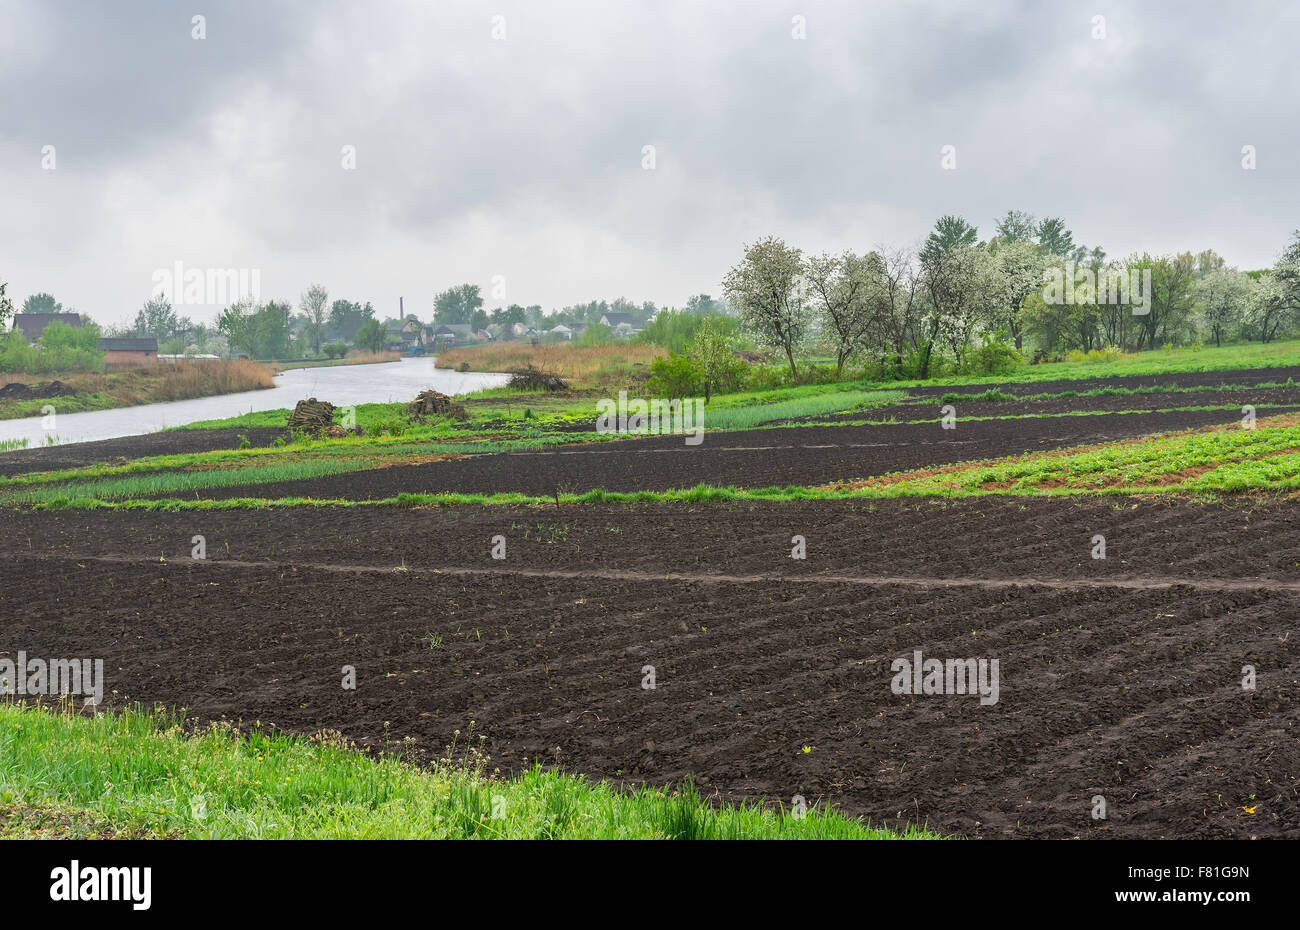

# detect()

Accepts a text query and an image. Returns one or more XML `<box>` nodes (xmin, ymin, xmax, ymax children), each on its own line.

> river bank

<box><xmin>268</xmin><ymin>351</ymin><xmax>399</xmax><ymax>372</ymax></box>
<box><xmin>0</xmin><ymin>360</ymin><xmax>276</xmax><ymax>421</ymax></box>
<box><xmin>0</xmin><ymin>357</ymin><xmax>510</xmax><ymax>447</ymax></box>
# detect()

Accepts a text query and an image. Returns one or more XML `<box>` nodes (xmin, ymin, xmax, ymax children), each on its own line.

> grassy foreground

<box><xmin>0</xmin><ymin>704</ymin><xmax>931</xmax><ymax>839</ymax></box>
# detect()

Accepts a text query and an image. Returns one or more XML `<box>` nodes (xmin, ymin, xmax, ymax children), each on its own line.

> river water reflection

<box><xmin>0</xmin><ymin>358</ymin><xmax>510</xmax><ymax>447</ymax></box>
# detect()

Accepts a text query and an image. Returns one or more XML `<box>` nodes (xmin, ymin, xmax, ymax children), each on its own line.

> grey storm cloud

<box><xmin>2</xmin><ymin>0</ymin><xmax>1298</xmax><ymax>327</ymax></box>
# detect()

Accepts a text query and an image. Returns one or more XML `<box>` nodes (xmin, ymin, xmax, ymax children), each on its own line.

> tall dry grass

<box><xmin>150</xmin><ymin>358</ymin><xmax>276</xmax><ymax>401</ymax></box>
<box><xmin>272</xmin><ymin>350</ymin><xmax>400</xmax><ymax>372</ymax></box>
<box><xmin>74</xmin><ymin>359</ymin><xmax>276</xmax><ymax>404</ymax></box>
<box><xmin>437</xmin><ymin>342</ymin><xmax>664</xmax><ymax>387</ymax></box>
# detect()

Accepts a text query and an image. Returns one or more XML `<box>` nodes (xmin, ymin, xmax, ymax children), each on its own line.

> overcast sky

<box><xmin>3</xmin><ymin>0</ymin><xmax>1298</xmax><ymax>327</ymax></box>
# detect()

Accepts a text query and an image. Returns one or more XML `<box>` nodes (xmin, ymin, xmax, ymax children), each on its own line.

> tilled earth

<box><xmin>803</xmin><ymin>386</ymin><xmax>1300</xmax><ymax>425</ymax></box>
<box><xmin>136</xmin><ymin>406</ymin><xmax>1265</xmax><ymax>500</ymax></box>
<box><xmin>0</xmin><ymin>428</ymin><xmax>284</xmax><ymax>477</ymax></box>
<box><xmin>2</xmin><ymin>496</ymin><xmax>1296</xmax><ymax>839</ymax></box>
<box><xmin>901</xmin><ymin>364</ymin><xmax>1300</xmax><ymax>398</ymax></box>
<box><xmin>4</xmin><ymin>369</ymin><xmax>1298</xmax><ymax>839</ymax></box>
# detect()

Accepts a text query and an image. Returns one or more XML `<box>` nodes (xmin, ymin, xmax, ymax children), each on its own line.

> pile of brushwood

<box><xmin>287</xmin><ymin>397</ymin><xmax>360</xmax><ymax>438</ymax></box>
<box><xmin>0</xmin><ymin>381</ymin><xmax>75</xmax><ymax>400</ymax></box>
<box><xmin>508</xmin><ymin>365</ymin><xmax>568</xmax><ymax>391</ymax></box>
<box><xmin>407</xmin><ymin>389</ymin><xmax>467</xmax><ymax>422</ymax></box>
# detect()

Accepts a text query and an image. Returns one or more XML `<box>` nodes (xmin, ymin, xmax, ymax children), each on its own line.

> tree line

<box><xmin>722</xmin><ymin>213</ymin><xmax>1300</xmax><ymax>382</ymax></box>
<box><xmin>8</xmin><ymin>216</ymin><xmax>1299</xmax><ymax>368</ymax></box>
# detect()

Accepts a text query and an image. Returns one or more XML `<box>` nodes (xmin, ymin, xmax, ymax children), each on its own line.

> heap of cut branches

<box><xmin>407</xmin><ymin>389</ymin><xmax>467</xmax><ymax>421</ymax></box>
<box><xmin>286</xmin><ymin>397</ymin><xmax>336</xmax><ymax>436</ymax></box>
<box><xmin>508</xmin><ymin>365</ymin><xmax>568</xmax><ymax>391</ymax></box>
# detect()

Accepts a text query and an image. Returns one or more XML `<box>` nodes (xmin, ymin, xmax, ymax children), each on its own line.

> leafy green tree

<box><xmin>433</xmin><ymin>284</ymin><xmax>483</xmax><ymax>324</ymax></box>
<box><xmin>1036</xmin><ymin>217</ymin><xmax>1075</xmax><ymax>258</ymax></box>
<box><xmin>38</xmin><ymin>318</ymin><xmax>99</xmax><ymax>351</ymax></box>
<box><xmin>216</xmin><ymin>299</ymin><xmax>290</xmax><ymax>358</ymax></box>
<box><xmin>993</xmin><ymin>210</ymin><xmax>1037</xmax><ymax>244</ymax></box>
<box><xmin>686</xmin><ymin>315</ymin><xmax>743</xmax><ymax>401</ymax></box>
<box><xmin>35</xmin><ymin>319</ymin><xmax>104</xmax><ymax>371</ymax></box>
<box><xmin>218</xmin><ymin>299</ymin><xmax>257</xmax><ymax>357</ymax></box>
<box><xmin>577</xmin><ymin>321</ymin><xmax>614</xmax><ymax>346</ymax></box>
<box><xmin>354</xmin><ymin>318</ymin><xmax>387</xmax><ymax>352</ymax></box>
<box><xmin>328</xmin><ymin>299</ymin><xmax>375</xmax><ymax>343</ymax></box>
<box><xmin>135</xmin><ymin>295</ymin><xmax>178</xmax><ymax>341</ymax></box>
<box><xmin>634</xmin><ymin>309</ymin><xmax>715</xmax><ymax>353</ymax></box>
<box><xmin>920</xmin><ymin>215</ymin><xmax>979</xmax><ymax>265</ymax></box>
<box><xmin>21</xmin><ymin>292</ymin><xmax>62</xmax><ymax>315</ymax></box>
<box><xmin>255</xmin><ymin>301</ymin><xmax>293</xmax><ymax>358</ymax></box>
<box><xmin>645</xmin><ymin>353</ymin><xmax>704</xmax><ymax>399</ymax></box>
<box><xmin>684</xmin><ymin>293</ymin><xmax>725</xmax><ymax>316</ymax></box>
<box><xmin>1133</xmin><ymin>253</ymin><xmax>1197</xmax><ymax>350</ymax></box>
<box><xmin>490</xmin><ymin>304</ymin><xmax>527</xmax><ymax>327</ymax></box>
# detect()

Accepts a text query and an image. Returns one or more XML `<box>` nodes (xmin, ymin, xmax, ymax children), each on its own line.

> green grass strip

<box><xmin>797</xmin><ymin>403</ymin><xmax>1296</xmax><ymax>428</ymax></box>
<box><xmin>22</xmin><ymin>421</ymin><xmax>1300</xmax><ymax>510</ymax></box>
<box><xmin>938</xmin><ymin>379</ymin><xmax>1297</xmax><ymax>405</ymax></box>
<box><xmin>0</xmin><ymin>704</ymin><xmax>932</xmax><ymax>839</ymax></box>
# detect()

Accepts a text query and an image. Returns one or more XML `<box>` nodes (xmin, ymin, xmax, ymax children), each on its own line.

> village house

<box><xmin>98</xmin><ymin>336</ymin><xmax>159</xmax><ymax>365</ymax></box>
<box><xmin>11</xmin><ymin>312</ymin><xmax>83</xmax><ymax>343</ymax></box>
<box><xmin>431</xmin><ymin>323</ymin><xmax>473</xmax><ymax>347</ymax></box>
<box><xmin>385</xmin><ymin>318</ymin><xmax>423</xmax><ymax>351</ymax></box>
<box><xmin>598</xmin><ymin>311</ymin><xmax>638</xmax><ymax>337</ymax></box>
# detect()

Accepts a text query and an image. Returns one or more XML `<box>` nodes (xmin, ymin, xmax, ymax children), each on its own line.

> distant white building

<box><xmin>599</xmin><ymin>312</ymin><xmax>637</xmax><ymax>337</ymax></box>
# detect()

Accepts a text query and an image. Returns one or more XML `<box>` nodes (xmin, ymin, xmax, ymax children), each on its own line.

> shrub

<box><xmin>1067</xmin><ymin>345</ymin><xmax>1123</xmax><ymax>364</ymax></box>
<box><xmin>645</xmin><ymin>353</ymin><xmax>703</xmax><ymax>399</ymax></box>
<box><xmin>856</xmin><ymin>344</ymin><xmax>949</xmax><ymax>382</ymax></box>
<box><xmin>365</xmin><ymin>417</ymin><xmax>408</xmax><ymax>437</ymax></box>
<box><xmin>940</xmin><ymin>388</ymin><xmax>1014</xmax><ymax>404</ymax></box>
<box><xmin>960</xmin><ymin>335</ymin><xmax>1023</xmax><ymax>375</ymax></box>
<box><xmin>576</xmin><ymin>322</ymin><xmax>615</xmax><ymax>347</ymax></box>
<box><xmin>1</xmin><ymin>321</ymin><xmax>106</xmax><ymax>374</ymax></box>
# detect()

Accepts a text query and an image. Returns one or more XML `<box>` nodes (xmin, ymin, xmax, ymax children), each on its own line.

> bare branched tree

<box><xmin>300</xmin><ymin>283</ymin><xmax>329</xmax><ymax>355</ymax></box>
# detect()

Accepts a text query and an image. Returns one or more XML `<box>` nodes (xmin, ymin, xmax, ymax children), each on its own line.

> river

<box><xmin>0</xmin><ymin>358</ymin><xmax>510</xmax><ymax>447</ymax></box>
